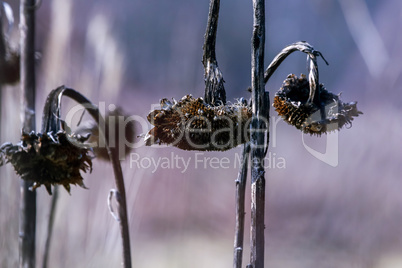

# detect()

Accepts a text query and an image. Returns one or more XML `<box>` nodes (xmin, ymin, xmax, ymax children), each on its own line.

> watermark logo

<box><xmin>61</xmin><ymin>101</ymin><xmax>339</xmax><ymax>167</ymax></box>
<box><xmin>129</xmin><ymin>152</ymin><xmax>286</xmax><ymax>173</ymax></box>
<box><xmin>302</xmin><ymin>131</ymin><xmax>338</xmax><ymax>167</ymax></box>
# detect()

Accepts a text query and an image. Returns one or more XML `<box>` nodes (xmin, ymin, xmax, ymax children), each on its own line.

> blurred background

<box><xmin>1</xmin><ymin>0</ymin><xmax>401</xmax><ymax>267</ymax></box>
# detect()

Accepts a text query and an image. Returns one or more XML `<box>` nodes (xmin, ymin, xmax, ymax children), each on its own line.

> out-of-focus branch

<box><xmin>338</xmin><ymin>0</ymin><xmax>389</xmax><ymax>77</ymax></box>
<box><xmin>19</xmin><ymin>0</ymin><xmax>37</xmax><ymax>267</ymax></box>
<box><xmin>1</xmin><ymin>2</ymin><xmax>20</xmax><ymax>140</ymax></box>
<box><xmin>202</xmin><ymin>0</ymin><xmax>226</xmax><ymax>106</ymax></box>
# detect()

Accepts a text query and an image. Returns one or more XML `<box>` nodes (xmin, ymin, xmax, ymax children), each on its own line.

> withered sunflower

<box><xmin>0</xmin><ymin>131</ymin><xmax>92</xmax><ymax>195</ymax></box>
<box><xmin>144</xmin><ymin>95</ymin><xmax>252</xmax><ymax>151</ymax></box>
<box><xmin>273</xmin><ymin>74</ymin><xmax>362</xmax><ymax>135</ymax></box>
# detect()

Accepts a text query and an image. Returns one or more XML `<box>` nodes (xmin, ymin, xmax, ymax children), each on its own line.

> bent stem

<box><xmin>264</xmin><ymin>41</ymin><xmax>328</xmax><ymax>106</ymax></box>
<box><xmin>202</xmin><ymin>0</ymin><xmax>226</xmax><ymax>106</ymax></box>
<box><xmin>43</xmin><ymin>86</ymin><xmax>132</xmax><ymax>268</ymax></box>
<box><xmin>263</xmin><ymin>41</ymin><xmax>328</xmax><ymax>84</ymax></box>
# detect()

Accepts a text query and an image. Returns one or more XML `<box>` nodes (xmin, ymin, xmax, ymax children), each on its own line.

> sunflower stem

<box><xmin>249</xmin><ymin>0</ymin><xmax>268</xmax><ymax>267</ymax></box>
<box><xmin>233</xmin><ymin>143</ymin><xmax>250</xmax><ymax>268</ymax></box>
<box><xmin>55</xmin><ymin>87</ymin><xmax>132</xmax><ymax>268</ymax></box>
<box><xmin>202</xmin><ymin>0</ymin><xmax>226</xmax><ymax>106</ymax></box>
<box><xmin>42</xmin><ymin>186</ymin><xmax>58</xmax><ymax>268</ymax></box>
<box><xmin>19</xmin><ymin>0</ymin><xmax>37</xmax><ymax>267</ymax></box>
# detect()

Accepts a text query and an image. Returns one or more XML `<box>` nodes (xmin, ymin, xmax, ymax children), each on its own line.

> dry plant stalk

<box><xmin>233</xmin><ymin>143</ymin><xmax>250</xmax><ymax>268</ymax></box>
<box><xmin>48</xmin><ymin>86</ymin><xmax>132</xmax><ymax>268</ymax></box>
<box><xmin>19</xmin><ymin>0</ymin><xmax>37</xmax><ymax>267</ymax></box>
<box><xmin>249</xmin><ymin>1</ymin><xmax>268</xmax><ymax>267</ymax></box>
<box><xmin>202</xmin><ymin>0</ymin><xmax>226</xmax><ymax>106</ymax></box>
<box><xmin>51</xmin><ymin>87</ymin><xmax>132</xmax><ymax>268</ymax></box>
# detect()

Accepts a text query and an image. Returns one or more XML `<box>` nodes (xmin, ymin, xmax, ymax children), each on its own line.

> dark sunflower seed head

<box><xmin>0</xmin><ymin>131</ymin><xmax>93</xmax><ymax>195</ymax></box>
<box><xmin>273</xmin><ymin>74</ymin><xmax>362</xmax><ymax>135</ymax></box>
<box><xmin>145</xmin><ymin>95</ymin><xmax>252</xmax><ymax>151</ymax></box>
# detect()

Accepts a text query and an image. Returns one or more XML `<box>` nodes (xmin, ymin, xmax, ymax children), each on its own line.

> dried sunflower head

<box><xmin>144</xmin><ymin>95</ymin><xmax>252</xmax><ymax>151</ymax></box>
<box><xmin>0</xmin><ymin>131</ymin><xmax>93</xmax><ymax>195</ymax></box>
<box><xmin>273</xmin><ymin>74</ymin><xmax>362</xmax><ymax>135</ymax></box>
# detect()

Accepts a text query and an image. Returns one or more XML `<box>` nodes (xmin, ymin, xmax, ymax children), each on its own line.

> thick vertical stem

<box><xmin>250</xmin><ymin>0</ymin><xmax>267</xmax><ymax>267</ymax></box>
<box><xmin>233</xmin><ymin>143</ymin><xmax>250</xmax><ymax>268</ymax></box>
<box><xmin>19</xmin><ymin>0</ymin><xmax>37</xmax><ymax>267</ymax></box>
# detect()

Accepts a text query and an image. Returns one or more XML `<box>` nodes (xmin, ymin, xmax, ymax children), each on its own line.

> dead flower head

<box><xmin>144</xmin><ymin>95</ymin><xmax>252</xmax><ymax>151</ymax></box>
<box><xmin>0</xmin><ymin>131</ymin><xmax>93</xmax><ymax>195</ymax></box>
<box><xmin>273</xmin><ymin>74</ymin><xmax>362</xmax><ymax>135</ymax></box>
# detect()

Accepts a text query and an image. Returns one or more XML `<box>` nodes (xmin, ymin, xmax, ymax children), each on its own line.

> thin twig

<box><xmin>19</xmin><ymin>0</ymin><xmax>37</xmax><ymax>267</ymax></box>
<box><xmin>108</xmin><ymin>189</ymin><xmax>121</xmax><ymax>222</ymax></box>
<box><xmin>42</xmin><ymin>186</ymin><xmax>58</xmax><ymax>268</ymax></box>
<box><xmin>249</xmin><ymin>0</ymin><xmax>268</xmax><ymax>267</ymax></box>
<box><xmin>233</xmin><ymin>143</ymin><xmax>250</xmax><ymax>268</ymax></box>
<box><xmin>202</xmin><ymin>0</ymin><xmax>226</xmax><ymax>106</ymax></box>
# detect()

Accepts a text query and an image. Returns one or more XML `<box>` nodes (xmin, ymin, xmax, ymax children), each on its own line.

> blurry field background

<box><xmin>1</xmin><ymin>0</ymin><xmax>402</xmax><ymax>267</ymax></box>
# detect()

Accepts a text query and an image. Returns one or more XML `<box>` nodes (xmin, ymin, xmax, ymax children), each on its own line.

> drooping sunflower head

<box><xmin>273</xmin><ymin>74</ymin><xmax>362</xmax><ymax>135</ymax></box>
<box><xmin>0</xmin><ymin>131</ymin><xmax>93</xmax><ymax>195</ymax></box>
<box><xmin>144</xmin><ymin>95</ymin><xmax>252</xmax><ymax>151</ymax></box>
